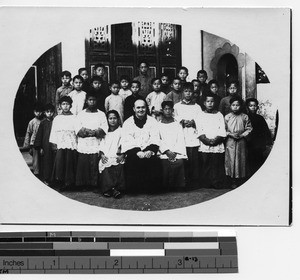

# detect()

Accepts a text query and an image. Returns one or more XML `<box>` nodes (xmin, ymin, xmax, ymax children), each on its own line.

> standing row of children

<box><xmin>22</xmin><ymin>62</ymin><xmax>272</xmax><ymax>195</ymax></box>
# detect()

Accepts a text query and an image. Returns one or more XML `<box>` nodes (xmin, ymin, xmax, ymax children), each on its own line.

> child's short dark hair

<box><xmin>172</xmin><ymin>76</ymin><xmax>181</xmax><ymax>83</ymax></box>
<box><xmin>161</xmin><ymin>73</ymin><xmax>169</xmax><ymax>79</ymax></box>
<box><xmin>246</xmin><ymin>98</ymin><xmax>259</xmax><ymax>106</ymax></box>
<box><xmin>182</xmin><ymin>82</ymin><xmax>194</xmax><ymax>91</ymax></box>
<box><xmin>73</xmin><ymin>75</ymin><xmax>84</xmax><ymax>83</ymax></box>
<box><xmin>44</xmin><ymin>103</ymin><xmax>55</xmax><ymax>112</ymax></box>
<box><xmin>151</xmin><ymin>77</ymin><xmax>161</xmax><ymax>84</ymax></box>
<box><xmin>59</xmin><ymin>96</ymin><xmax>73</xmax><ymax>105</ymax></box>
<box><xmin>191</xmin><ymin>79</ymin><xmax>200</xmax><ymax>84</ymax></box>
<box><xmin>178</xmin><ymin>66</ymin><xmax>189</xmax><ymax>74</ymax></box>
<box><xmin>33</xmin><ymin>102</ymin><xmax>43</xmax><ymax>112</ymax></box>
<box><xmin>226</xmin><ymin>80</ymin><xmax>239</xmax><ymax>88</ymax></box>
<box><xmin>197</xmin><ymin>70</ymin><xmax>208</xmax><ymax>77</ymax></box>
<box><xmin>208</xmin><ymin>79</ymin><xmax>219</xmax><ymax>88</ymax></box>
<box><xmin>94</xmin><ymin>63</ymin><xmax>105</xmax><ymax>70</ymax></box>
<box><xmin>131</xmin><ymin>80</ymin><xmax>141</xmax><ymax>88</ymax></box>
<box><xmin>138</xmin><ymin>60</ymin><xmax>149</xmax><ymax>67</ymax></box>
<box><xmin>78</xmin><ymin>68</ymin><xmax>87</xmax><ymax>75</ymax></box>
<box><xmin>91</xmin><ymin>76</ymin><xmax>103</xmax><ymax>83</ymax></box>
<box><xmin>120</xmin><ymin>75</ymin><xmax>130</xmax><ymax>82</ymax></box>
<box><xmin>110</xmin><ymin>80</ymin><xmax>120</xmax><ymax>87</ymax></box>
<box><xmin>86</xmin><ymin>92</ymin><xmax>97</xmax><ymax>100</ymax></box>
<box><xmin>106</xmin><ymin>109</ymin><xmax>120</xmax><ymax>120</ymax></box>
<box><xmin>161</xmin><ymin>100</ymin><xmax>174</xmax><ymax>109</ymax></box>
<box><xmin>229</xmin><ymin>95</ymin><xmax>243</xmax><ymax>105</ymax></box>
<box><xmin>204</xmin><ymin>92</ymin><xmax>215</xmax><ymax>101</ymax></box>
<box><xmin>61</xmin><ymin>70</ymin><xmax>71</xmax><ymax>78</ymax></box>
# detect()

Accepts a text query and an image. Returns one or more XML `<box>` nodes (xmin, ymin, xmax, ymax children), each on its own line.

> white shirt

<box><xmin>158</xmin><ymin>120</ymin><xmax>187</xmax><ymax>159</ymax></box>
<box><xmin>69</xmin><ymin>90</ymin><xmax>86</xmax><ymax>115</ymax></box>
<box><xmin>75</xmin><ymin>109</ymin><xmax>108</xmax><ymax>154</ymax></box>
<box><xmin>174</xmin><ymin>101</ymin><xmax>202</xmax><ymax>147</ymax></box>
<box><xmin>121</xmin><ymin>115</ymin><xmax>160</xmax><ymax>153</ymax></box>
<box><xmin>49</xmin><ymin>114</ymin><xmax>77</xmax><ymax>150</ymax></box>
<box><xmin>198</xmin><ymin>111</ymin><xmax>226</xmax><ymax>153</ymax></box>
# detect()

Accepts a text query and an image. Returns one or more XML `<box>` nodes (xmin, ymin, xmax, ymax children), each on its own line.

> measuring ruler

<box><xmin>0</xmin><ymin>231</ymin><xmax>238</xmax><ymax>274</ymax></box>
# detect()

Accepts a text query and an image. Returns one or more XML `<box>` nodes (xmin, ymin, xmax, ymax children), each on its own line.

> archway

<box><xmin>216</xmin><ymin>53</ymin><xmax>238</xmax><ymax>96</ymax></box>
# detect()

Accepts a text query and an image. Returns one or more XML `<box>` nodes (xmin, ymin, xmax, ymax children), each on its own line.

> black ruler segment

<box><xmin>0</xmin><ymin>231</ymin><xmax>238</xmax><ymax>274</ymax></box>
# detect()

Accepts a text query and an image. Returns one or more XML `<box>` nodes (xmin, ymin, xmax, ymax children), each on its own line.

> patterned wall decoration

<box><xmin>137</xmin><ymin>22</ymin><xmax>157</xmax><ymax>54</ymax></box>
<box><xmin>160</xmin><ymin>23</ymin><xmax>177</xmax><ymax>57</ymax></box>
<box><xmin>256</xmin><ymin>63</ymin><xmax>270</xmax><ymax>83</ymax></box>
<box><xmin>89</xmin><ymin>26</ymin><xmax>110</xmax><ymax>52</ymax></box>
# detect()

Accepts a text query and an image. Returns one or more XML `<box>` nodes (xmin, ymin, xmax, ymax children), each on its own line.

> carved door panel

<box><xmin>86</xmin><ymin>22</ymin><xmax>182</xmax><ymax>82</ymax></box>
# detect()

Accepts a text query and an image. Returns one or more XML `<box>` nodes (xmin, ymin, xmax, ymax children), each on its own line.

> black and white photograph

<box><xmin>0</xmin><ymin>7</ymin><xmax>291</xmax><ymax>226</ymax></box>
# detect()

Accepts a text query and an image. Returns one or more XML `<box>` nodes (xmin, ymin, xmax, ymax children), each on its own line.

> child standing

<box><xmin>219</xmin><ymin>80</ymin><xmax>240</xmax><ymax>116</ymax></box>
<box><xmin>119</xmin><ymin>75</ymin><xmax>132</xmax><ymax>101</ymax></box>
<box><xmin>146</xmin><ymin>78</ymin><xmax>167</xmax><ymax>120</ymax></box>
<box><xmin>133</xmin><ymin>61</ymin><xmax>153</xmax><ymax>98</ymax></box>
<box><xmin>198</xmin><ymin>94</ymin><xmax>228</xmax><ymax>189</ymax></box>
<box><xmin>177</xmin><ymin>66</ymin><xmax>189</xmax><ymax>85</ymax></box>
<box><xmin>94</xmin><ymin>63</ymin><xmax>110</xmax><ymax>97</ymax></box>
<box><xmin>22</xmin><ymin>103</ymin><xmax>44</xmax><ymax>177</ymax></box>
<box><xmin>165</xmin><ymin>77</ymin><xmax>182</xmax><ymax>105</ymax></box>
<box><xmin>207</xmin><ymin>80</ymin><xmax>221</xmax><ymax>110</ymax></box>
<box><xmin>174</xmin><ymin>82</ymin><xmax>202</xmax><ymax>188</ymax></box>
<box><xmin>224</xmin><ymin>96</ymin><xmax>253</xmax><ymax>188</ymax></box>
<box><xmin>246</xmin><ymin>98</ymin><xmax>272</xmax><ymax>175</ymax></box>
<box><xmin>78</xmin><ymin>67</ymin><xmax>90</xmax><ymax>93</ymax></box>
<box><xmin>124</xmin><ymin>80</ymin><xmax>146</xmax><ymax>120</ymax></box>
<box><xmin>105</xmin><ymin>81</ymin><xmax>124</xmax><ymax>123</ymax></box>
<box><xmin>75</xmin><ymin>93</ymin><xmax>108</xmax><ymax>188</ymax></box>
<box><xmin>88</xmin><ymin>76</ymin><xmax>105</xmax><ymax>112</ymax></box>
<box><xmin>34</xmin><ymin>103</ymin><xmax>55</xmax><ymax>186</ymax></box>
<box><xmin>55</xmin><ymin>70</ymin><xmax>73</xmax><ymax>115</ymax></box>
<box><xmin>197</xmin><ymin>70</ymin><xmax>210</xmax><ymax>97</ymax></box>
<box><xmin>158</xmin><ymin>101</ymin><xmax>187</xmax><ymax>191</ymax></box>
<box><xmin>49</xmin><ymin>96</ymin><xmax>77</xmax><ymax>190</ymax></box>
<box><xmin>99</xmin><ymin>110</ymin><xmax>125</xmax><ymax>198</ymax></box>
<box><xmin>191</xmin><ymin>79</ymin><xmax>201</xmax><ymax>105</ymax></box>
<box><xmin>68</xmin><ymin>75</ymin><xmax>86</xmax><ymax>115</ymax></box>
<box><xmin>160</xmin><ymin>73</ymin><xmax>171</xmax><ymax>94</ymax></box>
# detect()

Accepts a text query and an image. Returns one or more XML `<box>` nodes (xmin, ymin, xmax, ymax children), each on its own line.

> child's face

<box><xmin>210</xmin><ymin>83</ymin><xmax>219</xmax><ymax>94</ymax></box>
<box><xmin>60</xmin><ymin>101</ymin><xmax>71</xmax><ymax>113</ymax></box>
<box><xmin>197</xmin><ymin>73</ymin><xmax>207</xmax><ymax>84</ymax></box>
<box><xmin>231</xmin><ymin>101</ymin><xmax>241</xmax><ymax>113</ymax></box>
<box><xmin>204</xmin><ymin>97</ymin><xmax>215</xmax><ymax>111</ymax></box>
<box><xmin>80</xmin><ymin>70</ymin><xmax>88</xmax><ymax>81</ymax></box>
<box><xmin>139</xmin><ymin>63</ymin><xmax>148</xmax><ymax>75</ymax></box>
<box><xmin>34</xmin><ymin>110</ymin><xmax>43</xmax><ymax>119</ymax></box>
<box><xmin>61</xmin><ymin>75</ymin><xmax>71</xmax><ymax>86</ymax></box>
<box><xmin>45</xmin><ymin>109</ymin><xmax>54</xmax><ymax>119</ymax></box>
<box><xmin>248</xmin><ymin>101</ymin><xmax>258</xmax><ymax>114</ymax></box>
<box><xmin>95</xmin><ymin>67</ymin><xmax>105</xmax><ymax>77</ymax></box>
<box><xmin>178</xmin><ymin>69</ymin><xmax>188</xmax><ymax>81</ymax></box>
<box><xmin>73</xmin><ymin>78</ymin><xmax>83</xmax><ymax>91</ymax></box>
<box><xmin>107</xmin><ymin>113</ymin><xmax>119</xmax><ymax>128</ymax></box>
<box><xmin>193</xmin><ymin>81</ymin><xmax>200</xmax><ymax>93</ymax></box>
<box><xmin>86</xmin><ymin>96</ymin><xmax>97</xmax><ymax>109</ymax></box>
<box><xmin>120</xmin><ymin>79</ymin><xmax>129</xmax><ymax>90</ymax></box>
<box><xmin>152</xmin><ymin>79</ymin><xmax>161</xmax><ymax>92</ymax></box>
<box><xmin>183</xmin><ymin>88</ymin><xmax>193</xmax><ymax>101</ymax></box>
<box><xmin>92</xmin><ymin>80</ymin><xmax>101</xmax><ymax>89</ymax></box>
<box><xmin>162</xmin><ymin>105</ymin><xmax>173</xmax><ymax>118</ymax></box>
<box><xmin>172</xmin><ymin>79</ymin><xmax>181</xmax><ymax>91</ymax></box>
<box><xmin>131</xmin><ymin>83</ymin><xmax>140</xmax><ymax>95</ymax></box>
<box><xmin>228</xmin><ymin>83</ymin><xmax>238</xmax><ymax>96</ymax></box>
<box><xmin>161</xmin><ymin>76</ymin><xmax>169</xmax><ymax>85</ymax></box>
<box><xmin>110</xmin><ymin>84</ymin><xmax>120</xmax><ymax>95</ymax></box>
